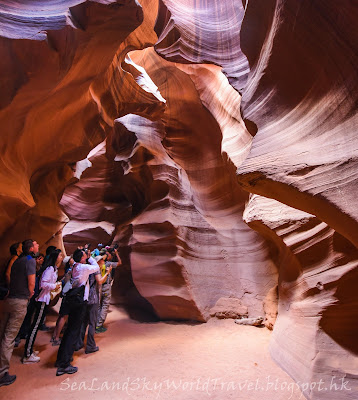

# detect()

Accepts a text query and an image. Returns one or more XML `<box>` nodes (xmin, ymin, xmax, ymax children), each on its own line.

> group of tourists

<box><xmin>0</xmin><ymin>239</ymin><xmax>122</xmax><ymax>386</ymax></box>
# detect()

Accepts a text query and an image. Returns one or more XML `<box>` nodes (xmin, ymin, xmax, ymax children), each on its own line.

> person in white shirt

<box><xmin>22</xmin><ymin>249</ymin><xmax>63</xmax><ymax>364</ymax></box>
<box><xmin>55</xmin><ymin>248</ymin><xmax>99</xmax><ymax>376</ymax></box>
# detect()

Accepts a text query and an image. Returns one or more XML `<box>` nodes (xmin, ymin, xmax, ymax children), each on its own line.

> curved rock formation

<box><xmin>155</xmin><ymin>0</ymin><xmax>249</xmax><ymax>91</ymax></box>
<box><xmin>0</xmin><ymin>0</ymin><xmax>160</xmax><ymax>264</ymax></box>
<box><xmin>233</xmin><ymin>2</ymin><xmax>358</xmax><ymax>396</ymax></box>
<box><xmin>153</xmin><ymin>0</ymin><xmax>358</xmax><ymax>396</ymax></box>
<box><xmin>62</xmin><ymin>102</ymin><xmax>277</xmax><ymax>321</ymax></box>
<box><xmin>1</xmin><ymin>0</ymin><xmax>357</xmax><ymax>397</ymax></box>
<box><xmin>244</xmin><ymin>195</ymin><xmax>358</xmax><ymax>399</ymax></box>
<box><xmin>237</xmin><ymin>0</ymin><xmax>358</xmax><ymax>249</ymax></box>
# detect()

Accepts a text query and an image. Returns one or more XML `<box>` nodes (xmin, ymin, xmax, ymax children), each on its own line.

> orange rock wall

<box><xmin>0</xmin><ymin>0</ymin><xmax>160</xmax><ymax>262</ymax></box>
<box><xmin>1</xmin><ymin>1</ymin><xmax>357</xmax><ymax>398</ymax></box>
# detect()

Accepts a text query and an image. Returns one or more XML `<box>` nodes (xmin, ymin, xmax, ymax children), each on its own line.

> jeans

<box><xmin>0</xmin><ymin>298</ymin><xmax>28</xmax><ymax>378</ymax></box>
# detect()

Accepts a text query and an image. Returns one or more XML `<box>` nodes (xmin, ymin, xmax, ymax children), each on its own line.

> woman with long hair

<box><xmin>22</xmin><ymin>249</ymin><xmax>63</xmax><ymax>364</ymax></box>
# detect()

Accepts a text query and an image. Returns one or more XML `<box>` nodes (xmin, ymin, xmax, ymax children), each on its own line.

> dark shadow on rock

<box><xmin>319</xmin><ymin>267</ymin><xmax>358</xmax><ymax>355</ymax></box>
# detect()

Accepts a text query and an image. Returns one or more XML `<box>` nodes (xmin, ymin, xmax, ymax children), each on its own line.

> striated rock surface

<box><xmin>60</xmin><ymin>40</ymin><xmax>277</xmax><ymax>320</ymax></box>
<box><xmin>0</xmin><ymin>0</ymin><xmax>160</xmax><ymax>265</ymax></box>
<box><xmin>154</xmin><ymin>0</ymin><xmax>358</xmax><ymax>396</ymax></box>
<box><xmin>237</xmin><ymin>0</ymin><xmax>358</xmax><ymax>249</ymax></box>
<box><xmin>62</xmin><ymin>103</ymin><xmax>277</xmax><ymax>320</ymax></box>
<box><xmin>120</xmin><ymin>110</ymin><xmax>277</xmax><ymax>321</ymax></box>
<box><xmin>155</xmin><ymin>0</ymin><xmax>249</xmax><ymax>91</ymax></box>
<box><xmin>1</xmin><ymin>0</ymin><xmax>357</xmax><ymax>398</ymax></box>
<box><xmin>244</xmin><ymin>195</ymin><xmax>358</xmax><ymax>398</ymax></box>
<box><xmin>233</xmin><ymin>1</ymin><xmax>358</xmax><ymax>396</ymax></box>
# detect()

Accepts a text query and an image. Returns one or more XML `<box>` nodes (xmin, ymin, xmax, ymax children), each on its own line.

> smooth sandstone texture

<box><xmin>234</xmin><ymin>1</ymin><xmax>358</xmax><ymax>396</ymax></box>
<box><xmin>244</xmin><ymin>195</ymin><xmax>358</xmax><ymax>399</ymax></box>
<box><xmin>63</xmin><ymin>106</ymin><xmax>277</xmax><ymax>321</ymax></box>
<box><xmin>61</xmin><ymin>40</ymin><xmax>277</xmax><ymax>321</ymax></box>
<box><xmin>0</xmin><ymin>0</ymin><xmax>160</xmax><ymax>265</ymax></box>
<box><xmin>0</xmin><ymin>1</ymin><xmax>357</xmax><ymax>398</ymax></box>
<box><xmin>144</xmin><ymin>0</ymin><xmax>358</xmax><ymax>397</ymax></box>
<box><xmin>237</xmin><ymin>0</ymin><xmax>358</xmax><ymax>249</ymax></box>
<box><xmin>155</xmin><ymin>0</ymin><xmax>250</xmax><ymax>91</ymax></box>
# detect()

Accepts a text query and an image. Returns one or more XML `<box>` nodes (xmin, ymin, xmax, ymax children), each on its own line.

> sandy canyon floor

<box><xmin>4</xmin><ymin>305</ymin><xmax>304</xmax><ymax>400</ymax></box>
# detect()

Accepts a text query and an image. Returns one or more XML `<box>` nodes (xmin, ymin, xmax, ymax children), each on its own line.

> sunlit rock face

<box><xmin>154</xmin><ymin>0</ymin><xmax>358</xmax><ymax>396</ymax></box>
<box><xmin>244</xmin><ymin>195</ymin><xmax>358</xmax><ymax>399</ymax></box>
<box><xmin>1</xmin><ymin>0</ymin><xmax>357</xmax><ymax>396</ymax></box>
<box><xmin>0</xmin><ymin>0</ymin><xmax>160</xmax><ymax>265</ymax></box>
<box><xmin>62</xmin><ymin>77</ymin><xmax>277</xmax><ymax>320</ymax></box>
<box><xmin>234</xmin><ymin>1</ymin><xmax>358</xmax><ymax>396</ymax></box>
<box><xmin>154</xmin><ymin>0</ymin><xmax>250</xmax><ymax>91</ymax></box>
<box><xmin>237</xmin><ymin>0</ymin><xmax>358</xmax><ymax>249</ymax></box>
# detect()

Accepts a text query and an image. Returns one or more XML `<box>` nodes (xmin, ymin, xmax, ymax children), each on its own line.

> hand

<box><xmin>114</xmin><ymin>249</ymin><xmax>121</xmax><ymax>264</ymax></box>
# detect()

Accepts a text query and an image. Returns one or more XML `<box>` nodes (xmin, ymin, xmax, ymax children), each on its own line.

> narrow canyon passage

<box><xmin>6</xmin><ymin>305</ymin><xmax>304</xmax><ymax>400</ymax></box>
<box><xmin>0</xmin><ymin>1</ymin><xmax>357</xmax><ymax>399</ymax></box>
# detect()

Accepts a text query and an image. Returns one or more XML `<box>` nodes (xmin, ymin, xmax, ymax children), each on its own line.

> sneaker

<box><xmin>52</xmin><ymin>339</ymin><xmax>61</xmax><ymax>346</ymax></box>
<box><xmin>33</xmin><ymin>350</ymin><xmax>39</xmax><ymax>356</ymax></box>
<box><xmin>95</xmin><ymin>326</ymin><xmax>107</xmax><ymax>333</ymax></box>
<box><xmin>0</xmin><ymin>373</ymin><xmax>16</xmax><ymax>387</ymax></box>
<box><xmin>56</xmin><ymin>365</ymin><xmax>78</xmax><ymax>376</ymax></box>
<box><xmin>22</xmin><ymin>353</ymin><xmax>40</xmax><ymax>364</ymax></box>
<box><xmin>85</xmin><ymin>346</ymin><xmax>99</xmax><ymax>354</ymax></box>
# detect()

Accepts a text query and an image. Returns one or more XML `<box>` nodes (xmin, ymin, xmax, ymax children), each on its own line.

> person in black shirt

<box><xmin>0</xmin><ymin>239</ymin><xmax>38</xmax><ymax>387</ymax></box>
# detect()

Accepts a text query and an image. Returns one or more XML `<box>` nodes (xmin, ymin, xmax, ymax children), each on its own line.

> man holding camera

<box><xmin>96</xmin><ymin>247</ymin><xmax>122</xmax><ymax>333</ymax></box>
<box><xmin>55</xmin><ymin>248</ymin><xmax>99</xmax><ymax>376</ymax></box>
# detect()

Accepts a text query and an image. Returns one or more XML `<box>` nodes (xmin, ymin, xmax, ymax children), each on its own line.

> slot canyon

<box><xmin>0</xmin><ymin>0</ymin><xmax>357</xmax><ymax>399</ymax></box>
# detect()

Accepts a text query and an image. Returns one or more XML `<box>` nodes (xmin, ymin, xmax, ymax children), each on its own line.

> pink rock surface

<box><xmin>155</xmin><ymin>0</ymin><xmax>249</xmax><ymax>90</ymax></box>
<box><xmin>237</xmin><ymin>0</ymin><xmax>358</xmax><ymax>249</ymax></box>
<box><xmin>244</xmin><ymin>195</ymin><xmax>358</xmax><ymax>398</ymax></box>
<box><xmin>209</xmin><ymin>297</ymin><xmax>248</xmax><ymax>319</ymax></box>
<box><xmin>0</xmin><ymin>0</ymin><xmax>357</xmax><ymax>398</ymax></box>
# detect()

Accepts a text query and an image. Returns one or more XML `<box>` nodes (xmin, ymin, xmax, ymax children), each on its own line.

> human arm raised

<box><xmin>114</xmin><ymin>249</ymin><xmax>122</xmax><ymax>267</ymax></box>
<box><xmin>84</xmin><ymin>254</ymin><xmax>100</xmax><ymax>274</ymax></box>
<box><xmin>95</xmin><ymin>266</ymin><xmax>112</xmax><ymax>285</ymax></box>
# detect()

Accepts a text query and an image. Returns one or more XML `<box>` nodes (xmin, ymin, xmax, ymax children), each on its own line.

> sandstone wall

<box><xmin>0</xmin><ymin>0</ymin><xmax>160</xmax><ymax>264</ymax></box>
<box><xmin>1</xmin><ymin>1</ymin><xmax>357</xmax><ymax>398</ymax></box>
